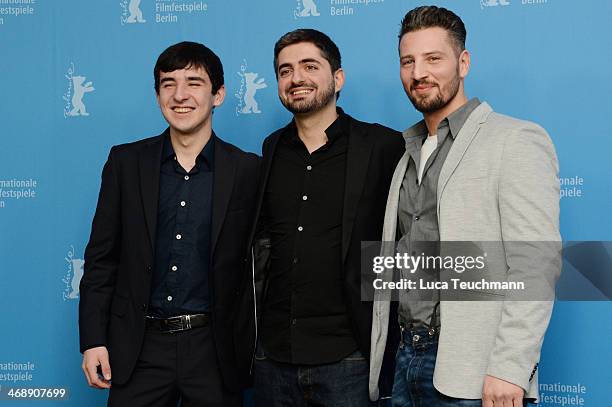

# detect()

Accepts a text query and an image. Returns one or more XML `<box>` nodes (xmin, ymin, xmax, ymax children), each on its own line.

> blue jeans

<box><xmin>254</xmin><ymin>350</ymin><xmax>376</xmax><ymax>407</ymax></box>
<box><xmin>391</xmin><ymin>327</ymin><xmax>534</xmax><ymax>407</ymax></box>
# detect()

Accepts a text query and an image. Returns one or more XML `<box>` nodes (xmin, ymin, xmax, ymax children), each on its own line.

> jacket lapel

<box><xmin>437</xmin><ymin>102</ymin><xmax>492</xmax><ymax>217</ymax></box>
<box><xmin>342</xmin><ymin>119</ymin><xmax>372</xmax><ymax>264</ymax></box>
<box><xmin>211</xmin><ymin>138</ymin><xmax>237</xmax><ymax>257</ymax></box>
<box><xmin>139</xmin><ymin>132</ymin><xmax>165</xmax><ymax>253</ymax></box>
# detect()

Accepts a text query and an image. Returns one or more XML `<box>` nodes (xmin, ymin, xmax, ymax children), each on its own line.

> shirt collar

<box><xmin>403</xmin><ymin>97</ymin><xmax>481</xmax><ymax>144</ymax></box>
<box><xmin>161</xmin><ymin>131</ymin><xmax>216</xmax><ymax>169</ymax></box>
<box><xmin>284</xmin><ymin>107</ymin><xmax>349</xmax><ymax>146</ymax></box>
<box><xmin>324</xmin><ymin>106</ymin><xmax>349</xmax><ymax>143</ymax></box>
<box><xmin>447</xmin><ymin>97</ymin><xmax>481</xmax><ymax>139</ymax></box>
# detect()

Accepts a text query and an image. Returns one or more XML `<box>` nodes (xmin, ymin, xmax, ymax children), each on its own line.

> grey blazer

<box><xmin>369</xmin><ymin>102</ymin><xmax>561</xmax><ymax>401</ymax></box>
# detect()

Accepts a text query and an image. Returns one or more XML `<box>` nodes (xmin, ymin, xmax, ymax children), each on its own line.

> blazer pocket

<box><xmin>110</xmin><ymin>295</ymin><xmax>128</xmax><ymax>317</ymax></box>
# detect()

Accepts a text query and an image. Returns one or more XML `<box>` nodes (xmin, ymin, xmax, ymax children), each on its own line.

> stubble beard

<box><xmin>281</xmin><ymin>80</ymin><xmax>336</xmax><ymax>114</ymax></box>
<box><xmin>408</xmin><ymin>69</ymin><xmax>461</xmax><ymax>114</ymax></box>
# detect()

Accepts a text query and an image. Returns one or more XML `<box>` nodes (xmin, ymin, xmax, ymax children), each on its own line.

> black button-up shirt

<box><xmin>261</xmin><ymin>108</ymin><xmax>357</xmax><ymax>365</ymax></box>
<box><xmin>149</xmin><ymin>134</ymin><xmax>215</xmax><ymax>317</ymax></box>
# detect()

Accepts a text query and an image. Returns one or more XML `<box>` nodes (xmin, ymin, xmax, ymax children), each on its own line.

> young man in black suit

<box><xmin>79</xmin><ymin>41</ymin><xmax>260</xmax><ymax>407</ymax></box>
<box><xmin>248</xmin><ymin>29</ymin><xmax>404</xmax><ymax>406</ymax></box>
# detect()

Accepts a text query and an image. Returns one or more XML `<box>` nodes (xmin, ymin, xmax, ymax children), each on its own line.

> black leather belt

<box><xmin>146</xmin><ymin>313</ymin><xmax>210</xmax><ymax>333</ymax></box>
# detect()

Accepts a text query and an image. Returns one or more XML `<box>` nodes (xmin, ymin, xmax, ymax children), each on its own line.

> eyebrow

<box><xmin>299</xmin><ymin>58</ymin><xmax>321</xmax><ymax>65</ymax></box>
<box><xmin>277</xmin><ymin>58</ymin><xmax>322</xmax><ymax>71</ymax></box>
<box><xmin>159</xmin><ymin>76</ymin><xmax>206</xmax><ymax>84</ymax></box>
<box><xmin>186</xmin><ymin>76</ymin><xmax>206</xmax><ymax>82</ymax></box>
<box><xmin>401</xmin><ymin>50</ymin><xmax>445</xmax><ymax>59</ymax></box>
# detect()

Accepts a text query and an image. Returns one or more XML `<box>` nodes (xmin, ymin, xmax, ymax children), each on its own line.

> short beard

<box><xmin>408</xmin><ymin>70</ymin><xmax>460</xmax><ymax>114</ymax></box>
<box><xmin>281</xmin><ymin>81</ymin><xmax>336</xmax><ymax>114</ymax></box>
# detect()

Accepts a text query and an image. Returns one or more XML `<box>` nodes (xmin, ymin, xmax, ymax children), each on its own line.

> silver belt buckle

<box><xmin>165</xmin><ymin>315</ymin><xmax>186</xmax><ymax>334</ymax></box>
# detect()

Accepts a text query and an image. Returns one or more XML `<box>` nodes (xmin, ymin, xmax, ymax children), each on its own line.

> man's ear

<box><xmin>213</xmin><ymin>84</ymin><xmax>226</xmax><ymax>107</ymax></box>
<box><xmin>458</xmin><ymin>50</ymin><xmax>471</xmax><ymax>79</ymax></box>
<box><xmin>334</xmin><ymin>68</ymin><xmax>345</xmax><ymax>94</ymax></box>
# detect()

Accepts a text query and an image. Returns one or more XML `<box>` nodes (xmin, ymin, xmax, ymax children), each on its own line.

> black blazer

<box><xmin>79</xmin><ymin>130</ymin><xmax>260</xmax><ymax>390</ymax></box>
<box><xmin>241</xmin><ymin>113</ymin><xmax>404</xmax><ymax>367</ymax></box>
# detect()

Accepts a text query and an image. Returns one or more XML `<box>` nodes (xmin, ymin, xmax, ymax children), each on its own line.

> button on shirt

<box><xmin>261</xmin><ymin>108</ymin><xmax>357</xmax><ymax>365</ymax></box>
<box><xmin>149</xmin><ymin>134</ymin><xmax>215</xmax><ymax>317</ymax></box>
<box><xmin>397</xmin><ymin>98</ymin><xmax>481</xmax><ymax>329</ymax></box>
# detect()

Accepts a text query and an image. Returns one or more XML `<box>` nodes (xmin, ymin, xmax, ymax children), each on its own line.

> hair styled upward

<box><xmin>154</xmin><ymin>41</ymin><xmax>224</xmax><ymax>94</ymax></box>
<box><xmin>399</xmin><ymin>6</ymin><xmax>467</xmax><ymax>55</ymax></box>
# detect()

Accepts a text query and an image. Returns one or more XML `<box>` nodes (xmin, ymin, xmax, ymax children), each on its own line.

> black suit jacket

<box><xmin>240</xmin><ymin>113</ymin><xmax>404</xmax><ymax>369</ymax></box>
<box><xmin>79</xmin><ymin>130</ymin><xmax>260</xmax><ymax>390</ymax></box>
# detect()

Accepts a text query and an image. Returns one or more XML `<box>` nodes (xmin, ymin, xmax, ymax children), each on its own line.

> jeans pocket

<box><xmin>343</xmin><ymin>350</ymin><xmax>366</xmax><ymax>361</ymax></box>
<box><xmin>254</xmin><ymin>341</ymin><xmax>267</xmax><ymax>361</ymax></box>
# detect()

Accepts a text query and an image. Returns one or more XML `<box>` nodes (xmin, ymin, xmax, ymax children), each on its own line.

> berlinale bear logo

<box><xmin>295</xmin><ymin>0</ymin><xmax>320</xmax><ymax>18</ymax></box>
<box><xmin>481</xmin><ymin>0</ymin><xmax>510</xmax><ymax>8</ymax></box>
<box><xmin>235</xmin><ymin>60</ymin><xmax>268</xmax><ymax>115</ymax></box>
<box><xmin>240</xmin><ymin>73</ymin><xmax>267</xmax><ymax>114</ymax></box>
<box><xmin>62</xmin><ymin>246</ymin><xmax>84</xmax><ymax>300</ymax></box>
<box><xmin>68</xmin><ymin>76</ymin><xmax>95</xmax><ymax>116</ymax></box>
<box><xmin>121</xmin><ymin>0</ymin><xmax>146</xmax><ymax>25</ymax></box>
<box><xmin>63</xmin><ymin>63</ymin><xmax>95</xmax><ymax>118</ymax></box>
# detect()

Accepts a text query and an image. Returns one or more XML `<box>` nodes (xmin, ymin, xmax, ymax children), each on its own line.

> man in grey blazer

<box><xmin>369</xmin><ymin>6</ymin><xmax>561</xmax><ymax>407</ymax></box>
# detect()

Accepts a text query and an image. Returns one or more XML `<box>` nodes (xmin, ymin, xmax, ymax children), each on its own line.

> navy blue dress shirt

<box><xmin>148</xmin><ymin>134</ymin><xmax>215</xmax><ymax>317</ymax></box>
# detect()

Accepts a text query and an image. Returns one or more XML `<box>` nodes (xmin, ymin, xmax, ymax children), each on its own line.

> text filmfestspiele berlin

<box><xmin>0</xmin><ymin>362</ymin><xmax>35</xmax><ymax>382</ymax></box>
<box><xmin>328</xmin><ymin>0</ymin><xmax>384</xmax><ymax>16</ymax></box>
<box><xmin>330</xmin><ymin>0</ymin><xmax>384</xmax><ymax>5</ymax></box>
<box><xmin>154</xmin><ymin>0</ymin><xmax>207</xmax><ymax>23</ymax></box>
<box><xmin>0</xmin><ymin>0</ymin><xmax>35</xmax><ymax>22</ymax></box>
<box><xmin>155</xmin><ymin>1</ymin><xmax>207</xmax><ymax>13</ymax></box>
<box><xmin>0</xmin><ymin>179</ymin><xmax>37</xmax><ymax>200</ymax></box>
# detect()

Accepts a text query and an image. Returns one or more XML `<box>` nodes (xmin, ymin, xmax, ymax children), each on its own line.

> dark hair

<box><xmin>273</xmin><ymin>29</ymin><xmax>341</xmax><ymax>75</ymax></box>
<box><xmin>154</xmin><ymin>41</ymin><xmax>224</xmax><ymax>94</ymax></box>
<box><xmin>399</xmin><ymin>6</ymin><xmax>466</xmax><ymax>55</ymax></box>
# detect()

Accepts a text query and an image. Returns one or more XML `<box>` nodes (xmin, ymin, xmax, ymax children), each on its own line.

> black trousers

<box><xmin>108</xmin><ymin>324</ymin><xmax>242</xmax><ymax>407</ymax></box>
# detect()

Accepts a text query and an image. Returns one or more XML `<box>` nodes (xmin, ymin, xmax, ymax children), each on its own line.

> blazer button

<box><xmin>243</xmin><ymin>257</ymin><xmax>247</xmax><ymax>263</ymax></box>
<box><xmin>146</xmin><ymin>265</ymin><xmax>152</xmax><ymax>273</ymax></box>
<box><xmin>141</xmin><ymin>304</ymin><xmax>147</xmax><ymax>311</ymax></box>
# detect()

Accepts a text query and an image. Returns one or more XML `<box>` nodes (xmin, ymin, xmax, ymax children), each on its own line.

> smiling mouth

<box><xmin>172</xmin><ymin>107</ymin><xmax>195</xmax><ymax>113</ymax></box>
<box><xmin>290</xmin><ymin>89</ymin><xmax>314</xmax><ymax>96</ymax></box>
<box><xmin>412</xmin><ymin>83</ymin><xmax>436</xmax><ymax>94</ymax></box>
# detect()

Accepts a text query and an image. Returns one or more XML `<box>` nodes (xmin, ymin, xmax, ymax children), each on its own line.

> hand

<box><xmin>482</xmin><ymin>375</ymin><xmax>524</xmax><ymax>407</ymax></box>
<box><xmin>82</xmin><ymin>346</ymin><xmax>112</xmax><ymax>389</ymax></box>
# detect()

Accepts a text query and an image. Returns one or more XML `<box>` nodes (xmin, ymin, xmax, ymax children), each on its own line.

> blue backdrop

<box><xmin>0</xmin><ymin>0</ymin><xmax>610</xmax><ymax>405</ymax></box>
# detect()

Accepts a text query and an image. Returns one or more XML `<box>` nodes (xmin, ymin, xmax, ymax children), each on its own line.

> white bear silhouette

<box><xmin>127</xmin><ymin>0</ymin><xmax>146</xmax><ymax>23</ymax></box>
<box><xmin>68</xmin><ymin>259</ymin><xmax>85</xmax><ymax>299</ymax></box>
<box><xmin>69</xmin><ymin>76</ymin><xmax>95</xmax><ymax>116</ymax></box>
<box><xmin>481</xmin><ymin>0</ymin><xmax>510</xmax><ymax>7</ymax></box>
<box><xmin>241</xmin><ymin>72</ymin><xmax>267</xmax><ymax>114</ymax></box>
<box><xmin>300</xmin><ymin>0</ymin><xmax>320</xmax><ymax>17</ymax></box>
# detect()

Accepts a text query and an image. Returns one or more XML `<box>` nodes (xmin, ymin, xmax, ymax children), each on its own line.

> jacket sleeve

<box><xmin>79</xmin><ymin>147</ymin><xmax>121</xmax><ymax>353</ymax></box>
<box><xmin>486</xmin><ymin>123</ymin><xmax>561</xmax><ymax>391</ymax></box>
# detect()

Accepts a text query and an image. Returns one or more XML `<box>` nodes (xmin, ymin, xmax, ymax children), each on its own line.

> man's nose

<box><xmin>173</xmin><ymin>82</ymin><xmax>189</xmax><ymax>101</ymax></box>
<box><xmin>412</xmin><ymin>60</ymin><xmax>428</xmax><ymax>82</ymax></box>
<box><xmin>291</xmin><ymin>68</ymin><xmax>306</xmax><ymax>85</ymax></box>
